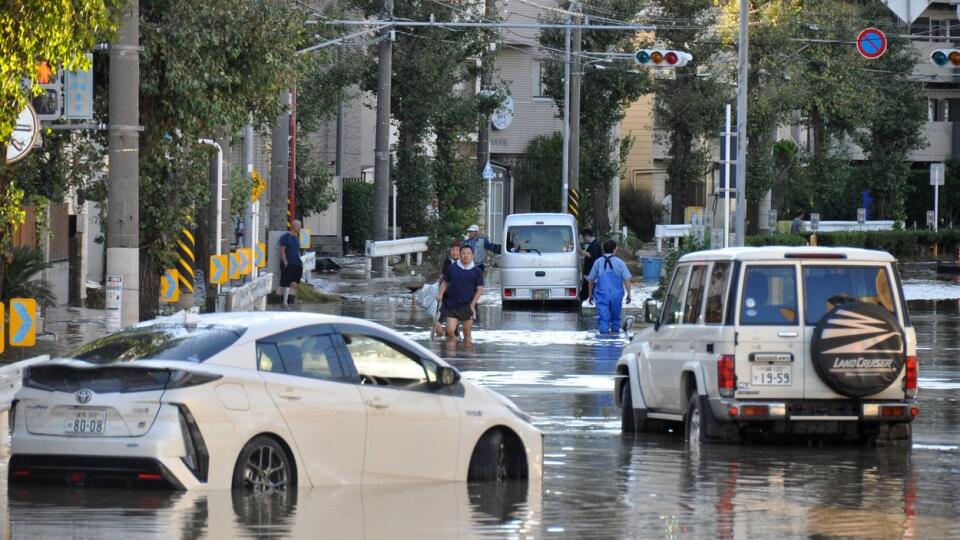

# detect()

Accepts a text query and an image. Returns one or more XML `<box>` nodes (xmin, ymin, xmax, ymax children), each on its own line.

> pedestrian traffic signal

<box><xmin>634</xmin><ymin>49</ymin><xmax>692</xmax><ymax>67</ymax></box>
<box><xmin>32</xmin><ymin>61</ymin><xmax>62</xmax><ymax>121</ymax></box>
<box><xmin>931</xmin><ymin>49</ymin><xmax>960</xmax><ymax>67</ymax></box>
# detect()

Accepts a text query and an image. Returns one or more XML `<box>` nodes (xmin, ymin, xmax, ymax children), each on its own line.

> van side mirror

<box><xmin>622</xmin><ymin>315</ymin><xmax>636</xmax><ymax>339</ymax></box>
<box><xmin>644</xmin><ymin>299</ymin><xmax>660</xmax><ymax>326</ymax></box>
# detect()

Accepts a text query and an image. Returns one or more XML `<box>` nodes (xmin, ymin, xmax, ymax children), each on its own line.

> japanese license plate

<box><xmin>751</xmin><ymin>365</ymin><xmax>792</xmax><ymax>386</ymax></box>
<box><xmin>64</xmin><ymin>409</ymin><xmax>108</xmax><ymax>435</ymax></box>
<box><xmin>532</xmin><ymin>289</ymin><xmax>549</xmax><ymax>300</ymax></box>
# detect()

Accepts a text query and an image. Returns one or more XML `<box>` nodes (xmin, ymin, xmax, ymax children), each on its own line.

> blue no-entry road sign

<box><xmin>856</xmin><ymin>28</ymin><xmax>887</xmax><ymax>60</ymax></box>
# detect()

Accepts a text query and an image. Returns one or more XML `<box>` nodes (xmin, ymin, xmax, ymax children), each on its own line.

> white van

<box><xmin>500</xmin><ymin>213</ymin><xmax>580</xmax><ymax>306</ymax></box>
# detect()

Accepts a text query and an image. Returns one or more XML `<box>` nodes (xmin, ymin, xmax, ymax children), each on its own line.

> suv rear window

<box><xmin>803</xmin><ymin>266</ymin><xmax>896</xmax><ymax>325</ymax></box>
<box><xmin>505</xmin><ymin>226</ymin><xmax>575</xmax><ymax>253</ymax></box>
<box><xmin>69</xmin><ymin>324</ymin><xmax>244</xmax><ymax>364</ymax></box>
<box><xmin>740</xmin><ymin>266</ymin><xmax>798</xmax><ymax>325</ymax></box>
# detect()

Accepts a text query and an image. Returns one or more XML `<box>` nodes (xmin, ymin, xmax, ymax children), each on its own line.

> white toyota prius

<box><xmin>8</xmin><ymin>312</ymin><xmax>542</xmax><ymax>490</ymax></box>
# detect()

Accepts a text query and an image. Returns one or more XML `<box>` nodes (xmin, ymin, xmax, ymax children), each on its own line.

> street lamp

<box><xmin>198</xmin><ymin>139</ymin><xmax>223</xmax><ymax>257</ymax></box>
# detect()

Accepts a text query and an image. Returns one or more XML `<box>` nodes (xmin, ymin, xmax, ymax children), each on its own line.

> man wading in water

<box><xmin>437</xmin><ymin>244</ymin><xmax>484</xmax><ymax>343</ymax></box>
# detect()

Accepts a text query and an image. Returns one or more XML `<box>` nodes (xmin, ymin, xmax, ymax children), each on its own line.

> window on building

<box><xmin>930</xmin><ymin>99</ymin><xmax>943</xmax><ymax>122</ymax></box>
<box><xmin>948</xmin><ymin>99</ymin><xmax>960</xmax><ymax>122</ymax></box>
<box><xmin>531</xmin><ymin>60</ymin><xmax>549</xmax><ymax>99</ymax></box>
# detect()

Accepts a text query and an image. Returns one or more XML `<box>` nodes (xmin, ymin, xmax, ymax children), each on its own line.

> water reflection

<box><xmin>6</xmin><ymin>481</ymin><xmax>539</xmax><ymax>539</ymax></box>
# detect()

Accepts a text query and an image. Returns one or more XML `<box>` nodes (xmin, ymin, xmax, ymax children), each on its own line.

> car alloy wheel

<box><xmin>239</xmin><ymin>438</ymin><xmax>291</xmax><ymax>492</ymax></box>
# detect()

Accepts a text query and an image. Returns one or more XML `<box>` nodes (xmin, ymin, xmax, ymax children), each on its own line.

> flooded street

<box><xmin>2</xmin><ymin>268</ymin><xmax>960</xmax><ymax>538</ymax></box>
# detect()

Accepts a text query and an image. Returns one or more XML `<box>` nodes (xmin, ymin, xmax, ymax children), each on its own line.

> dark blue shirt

<box><xmin>278</xmin><ymin>232</ymin><xmax>302</xmax><ymax>266</ymax></box>
<box><xmin>442</xmin><ymin>263</ymin><xmax>484</xmax><ymax>309</ymax></box>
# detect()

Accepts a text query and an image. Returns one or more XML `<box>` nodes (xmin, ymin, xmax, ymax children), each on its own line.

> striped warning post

<box><xmin>176</xmin><ymin>228</ymin><xmax>195</xmax><ymax>294</ymax></box>
<box><xmin>567</xmin><ymin>187</ymin><xmax>580</xmax><ymax>222</ymax></box>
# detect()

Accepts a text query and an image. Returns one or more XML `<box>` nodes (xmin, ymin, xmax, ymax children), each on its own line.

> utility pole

<box><xmin>373</xmin><ymin>0</ymin><xmax>394</xmax><ymax>258</ymax></box>
<box><xmin>568</xmin><ymin>2</ymin><xmax>582</xmax><ymax>223</ymax></box>
<box><xmin>561</xmin><ymin>9</ymin><xmax>571</xmax><ymax>212</ymax></box>
<box><xmin>106</xmin><ymin>0</ymin><xmax>139</xmax><ymax>326</ymax></box>
<box><xmin>477</xmin><ymin>0</ymin><xmax>494</xmax><ymax>180</ymax></box>
<box><xmin>734</xmin><ymin>0</ymin><xmax>749</xmax><ymax>246</ymax></box>
<box><xmin>269</xmin><ymin>95</ymin><xmax>290</xmax><ymax>232</ymax></box>
<box><xmin>243</xmin><ymin>123</ymin><xmax>254</xmax><ymax>251</ymax></box>
<box><xmin>288</xmin><ymin>87</ymin><xmax>297</xmax><ymax>227</ymax></box>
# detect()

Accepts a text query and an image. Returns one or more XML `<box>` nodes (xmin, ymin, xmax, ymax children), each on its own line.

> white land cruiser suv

<box><xmin>615</xmin><ymin>247</ymin><xmax>919</xmax><ymax>446</ymax></box>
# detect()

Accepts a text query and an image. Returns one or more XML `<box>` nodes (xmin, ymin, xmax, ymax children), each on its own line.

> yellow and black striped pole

<box><xmin>567</xmin><ymin>187</ymin><xmax>580</xmax><ymax>222</ymax></box>
<box><xmin>176</xmin><ymin>228</ymin><xmax>195</xmax><ymax>296</ymax></box>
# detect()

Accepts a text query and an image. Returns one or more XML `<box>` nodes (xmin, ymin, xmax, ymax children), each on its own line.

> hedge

<box><xmin>746</xmin><ymin>229</ymin><xmax>960</xmax><ymax>260</ymax></box>
<box><xmin>342</xmin><ymin>182</ymin><xmax>373</xmax><ymax>252</ymax></box>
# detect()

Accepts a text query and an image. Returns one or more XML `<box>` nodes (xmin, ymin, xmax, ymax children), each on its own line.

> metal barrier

<box><xmin>364</xmin><ymin>236</ymin><xmax>429</xmax><ymax>279</ymax></box>
<box><xmin>655</xmin><ymin>224</ymin><xmax>692</xmax><ymax>252</ymax></box>
<box><xmin>226</xmin><ymin>272</ymin><xmax>273</xmax><ymax>312</ymax></box>
<box><xmin>802</xmin><ymin>220</ymin><xmax>894</xmax><ymax>233</ymax></box>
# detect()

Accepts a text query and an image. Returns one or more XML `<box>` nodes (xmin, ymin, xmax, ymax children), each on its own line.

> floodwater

<box><xmin>2</xmin><ymin>268</ymin><xmax>960</xmax><ymax>538</ymax></box>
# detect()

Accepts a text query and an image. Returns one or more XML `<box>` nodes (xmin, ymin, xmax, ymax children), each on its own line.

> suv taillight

<box><xmin>904</xmin><ymin>356</ymin><xmax>918</xmax><ymax>398</ymax></box>
<box><xmin>718</xmin><ymin>355</ymin><xmax>736</xmax><ymax>398</ymax></box>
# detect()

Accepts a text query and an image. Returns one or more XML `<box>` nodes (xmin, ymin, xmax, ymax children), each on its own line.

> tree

<box><xmin>644</xmin><ymin>0</ymin><xmax>728</xmax><ymax>225</ymax></box>
<box><xmin>349</xmin><ymin>0</ymin><xmax>494</xmax><ymax>241</ymax></box>
<box><xmin>521</xmin><ymin>133</ymin><xmax>564</xmax><ymax>213</ymax></box>
<box><xmin>0</xmin><ymin>0</ymin><xmax>121</xmax><ymax>298</ymax></box>
<box><xmin>135</xmin><ymin>0</ymin><xmax>310</xmax><ymax>318</ymax></box>
<box><xmin>540</xmin><ymin>0</ymin><xmax>652</xmax><ymax>234</ymax></box>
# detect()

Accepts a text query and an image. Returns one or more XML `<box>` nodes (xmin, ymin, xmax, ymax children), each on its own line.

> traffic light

<box><xmin>634</xmin><ymin>49</ymin><xmax>692</xmax><ymax>67</ymax></box>
<box><xmin>32</xmin><ymin>61</ymin><xmax>62</xmax><ymax>121</ymax></box>
<box><xmin>931</xmin><ymin>49</ymin><xmax>960</xmax><ymax>68</ymax></box>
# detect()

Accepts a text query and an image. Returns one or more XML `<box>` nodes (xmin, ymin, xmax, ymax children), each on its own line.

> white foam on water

<box><xmin>461</xmin><ymin>370</ymin><xmax>550</xmax><ymax>386</ymax></box>
<box><xmin>919</xmin><ymin>377</ymin><xmax>960</xmax><ymax>390</ymax></box>
<box><xmin>549</xmin><ymin>374</ymin><xmax>616</xmax><ymax>392</ymax></box>
<box><xmin>913</xmin><ymin>444</ymin><xmax>960</xmax><ymax>452</ymax></box>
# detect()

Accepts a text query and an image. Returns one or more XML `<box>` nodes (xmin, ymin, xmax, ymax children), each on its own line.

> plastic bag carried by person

<box><xmin>416</xmin><ymin>281</ymin><xmax>440</xmax><ymax>311</ymax></box>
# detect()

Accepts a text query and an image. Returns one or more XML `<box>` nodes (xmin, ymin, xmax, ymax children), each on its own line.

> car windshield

<box><xmin>68</xmin><ymin>324</ymin><xmax>244</xmax><ymax>364</ymax></box>
<box><xmin>803</xmin><ymin>265</ymin><xmax>896</xmax><ymax>325</ymax></box>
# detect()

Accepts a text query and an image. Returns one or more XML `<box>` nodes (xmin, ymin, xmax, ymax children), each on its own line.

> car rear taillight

<box><xmin>718</xmin><ymin>355</ymin><xmax>736</xmax><ymax>398</ymax></box>
<box><xmin>566</xmin><ymin>288</ymin><xmax>577</xmax><ymax>297</ymax></box>
<box><xmin>904</xmin><ymin>356</ymin><xmax>918</xmax><ymax>398</ymax></box>
<box><xmin>504</xmin><ymin>289</ymin><xmax>514</xmax><ymax>297</ymax></box>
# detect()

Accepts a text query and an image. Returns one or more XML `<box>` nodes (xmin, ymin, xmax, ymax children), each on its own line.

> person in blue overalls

<box><xmin>587</xmin><ymin>240</ymin><xmax>633</xmax><ymax>335</ymax></box>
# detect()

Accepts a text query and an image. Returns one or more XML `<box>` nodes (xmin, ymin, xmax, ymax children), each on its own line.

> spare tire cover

<box><xmin>810</xmin><ymin>302</ymin><xmax>905</xmax><ymax>398</ymax></box>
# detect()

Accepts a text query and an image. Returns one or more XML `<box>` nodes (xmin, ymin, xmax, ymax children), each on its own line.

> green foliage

<box><xmin>229</xmin><ymin>166</ymin><xmax>253</xmax><ymax>220</ymax></box>
<box><xmin>620</xmin><ymin>187</ymin><xmax>663</xmax><ymax>241</ymax></box>
<box><xmin>295</xmin><ymin>139</ymin><xmax>336</xmax><ymax>219</ymax></box>
<box><xmin>746</xmin><ymin>229</ymin><xmax>960</xmax><ymax>260</ymax></box>
<box><xmin>539</xmin><ymin>0</ymin><xmax>651</xmax><ymax>234</ymax></box>
<box><xmin>652</xmin><ymin>234</ymin><xmax>710</xmax><ymax>300</ymax></box>
<box><xmin>0</xmin><ymin>246</ymin><xmax>56</xmax><ymax>308</ymax></box>
<box><xmin>349</xmin><ymin>0</ymin><xmax>493</xmax><ymax>239</ymax></box>
<box><xmin>521</xmin><ymin>133</ymin><xmax>563</xmax><ymax>213</ymax></box>
<box><xmin>342</xmin><ymin>182</ymin><xmax>373</xmax><ymax>252</ymax></box>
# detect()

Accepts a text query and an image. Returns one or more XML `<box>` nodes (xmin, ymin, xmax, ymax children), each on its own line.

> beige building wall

<box><xmin>620</xmin><ymin>94</ymin><xmax>667</xmax><ymax>203</ymax></box>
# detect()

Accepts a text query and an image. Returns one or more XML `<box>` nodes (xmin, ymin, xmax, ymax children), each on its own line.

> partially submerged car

<box><xmin>9</xmin><ymin>312</ymin><xmax>542</xmax><ymax>489</ymax></box>
<box><xmin>615</xmin><ymin>247</ymin><xmax>918</xmax><ymax>446</ymax></box>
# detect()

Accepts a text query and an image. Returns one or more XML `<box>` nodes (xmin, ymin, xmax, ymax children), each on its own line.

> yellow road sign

<box><xmin>0</xmin><ymin>304</ymin><xmax>5</xmax><ymax>353</ymax></box>
<box><xmin>160</xmin><ymin>269</ymin><xmax>180</xmax><ymax>303</ymax></box>
<box><xmin>229</xmin><ymin>251</ymin><xmax>242</xmax><ymax>280</ymax></box>
<box><xmin>9</xmin><ymin>298</ymin><xmax>37</xmax><ymax>347</ymax></box>
<box><xmin>300</xmin><ymin>228</ymin><xmax>312</xmax><ymax>249</ymax></box>
<box><xmin>255</xmin><ymin>242</ymin><xmax>267</xmax><ymax>268</ymax></box>
<box><xmin>237</xmin><ymin>247</ymin><xmax>253</xmax><ymax>276</ymax></box>
<box><xmin>209</xmin><ymin>254</ymin><xmax>229</xmax><ymax>284</ymax></box>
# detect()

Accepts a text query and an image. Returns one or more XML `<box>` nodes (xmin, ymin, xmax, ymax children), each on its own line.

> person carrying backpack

<box><xmin>587</xmin><ymin>240</ymin><xmax>633</xmax><ymax>335</ymax></box>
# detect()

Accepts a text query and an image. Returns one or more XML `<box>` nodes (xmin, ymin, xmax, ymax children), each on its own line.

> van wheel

<box><xmin>621</xmin><ymin>381</ymin><xmax>662</xmax><ymax>433</ymax></box>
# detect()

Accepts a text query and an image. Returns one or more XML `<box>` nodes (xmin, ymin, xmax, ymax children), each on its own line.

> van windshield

<box><xmin>803</xmin><ymin>266</ymin><xmax>896</xmax><ymax>325</ymax></box>
<box><xmin>505</xmin><ymin>225</ymin><xmax>575</xmax><ymax>253</ymax></box>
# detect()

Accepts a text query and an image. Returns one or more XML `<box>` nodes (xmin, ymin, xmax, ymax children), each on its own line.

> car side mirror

<box><xmin>644</xmin><ymin>299</ymin><xmax>660</xmax><ymax>326</ymax></box>
<box><xmin>436</xmin><ymin>365</ymin><xmax>461</xmax><ymax>387</ymax></box>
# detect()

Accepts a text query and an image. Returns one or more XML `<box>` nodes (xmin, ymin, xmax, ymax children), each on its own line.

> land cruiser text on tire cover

<box><xmin>810</xmin><ymin>302</ymin><xmax>906</xmax><ymax>398</ymax></box>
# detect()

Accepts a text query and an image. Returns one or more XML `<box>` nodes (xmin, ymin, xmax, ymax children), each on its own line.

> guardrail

<box><xmin>364</xmin><ymin>236</ymin><xmax>429</xmax><ymax>279</ymax></box>
<box><xmin>655</xmin><ymin>224</ymin><xmax>692</xmax><ymax>252</ymax></box>
<box><xmin>802</xmin><ymin>220</ymin><xmax>894</xmax><ymax>233</ymax></box>
<box><xmin>226</xmin><ymin>272</ymin><xmax>273</xmax><ymax>311</ymax></box>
